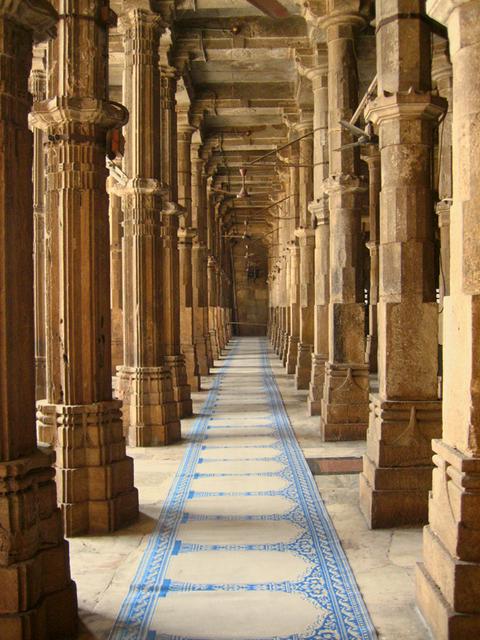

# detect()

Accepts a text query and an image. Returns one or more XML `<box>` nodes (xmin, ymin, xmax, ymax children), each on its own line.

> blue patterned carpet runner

<box><xmin>109</xmin><ymin>337</ymin><xmax>376</xmax><ymax>639</ymax></box>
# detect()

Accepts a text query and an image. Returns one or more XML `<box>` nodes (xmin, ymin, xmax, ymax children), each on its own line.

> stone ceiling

<box><xmin>109</xmin><ymin>1</ymin><xmax>375</xmax><ymax>238</ymax></box>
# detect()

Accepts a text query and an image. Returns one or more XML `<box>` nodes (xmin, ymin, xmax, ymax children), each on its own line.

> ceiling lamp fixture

<box><xmin>236</xmin><ymin>167</ymin><xmax>250</xmax><ymax>199</ymax></box>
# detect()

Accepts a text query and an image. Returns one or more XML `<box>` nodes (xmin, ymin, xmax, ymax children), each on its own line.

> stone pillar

<box><xmin>307</xmin><ymin>54</ymin><xmax>330</xmax><ymax>415</ymax></box>
<box><xmin>107</xmin><ymin>175</ymin><xmax>124</xmax><ymax>374</ymax></box>
<box><xmin>361</xmin><ymin>146</ymin><xmax>381</xmax><ymax>373</ymax></box>
<box><xmin>416</xmin><ymin>1</ymin><xmax>480</xmax><ymax>636</ymax></box>
<box><xmin>117</xmin><ymin>9</ymin><xmax>180</xmax><ymax>446</ymax></box>
<box><xmin>285</xmin><ymin>139</ymin><xmax>300</xmax><ymax>373</ymax></box>
<box><xmin>320</xmin><ymin>7</ymin><xmax>369</xmax><ymax>441</ymax></box>
<box><xmin>359</xmin><ymin>1</ymin><xmax>445</xmax><ymax>528</ymax></box>
<box><xmin>33</xmin><ymin>0</ymin><xmax>139</xmax><ymax>535</ymax></box>
<box><xmin>0</xmin><ymin>3</ymin><xmax>78</xmax><ymax>636</ymax></box>
<box><xmin>432</xmin><ymin>37</ymin><xmax>453</xmax><ymax>380</ymax></box>
<box><xmin>294</xmin><ymin>229</ymin><xmax>315</xmax><ymax>387</ymax></box>
<box><xmin>177</xmin><ymin>119</ymin><xmax>200</xmax><ymax>390</ymax></box>
<box><xmin>208</xmin><ymin>256</ymin><xmax>220</xmax><ymax>360</ymax></box>
<box><xmin>31</xmin><ymin>46</ymin><xmax>47</xmax><ymax>402</ymax></box>
<box><xmin>191</xmin><ymin>147</ymin><xmax>210</xmax><ymax>375</ymax></box>
<box><xmin>160</xmin><ymin>68</ymin><xmax>192</xmax><ymax>418</ymax></box>
<box><xmin>294</xmin><ymin>116</ymin><xmax>315</xmax><ymax>389</ymax></box>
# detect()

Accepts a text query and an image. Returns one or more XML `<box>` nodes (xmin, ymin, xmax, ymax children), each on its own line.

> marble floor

<box><xmin>73</xmin><ymin>337</ymin><xmax>432</xmax><ymax>640</ymax></box>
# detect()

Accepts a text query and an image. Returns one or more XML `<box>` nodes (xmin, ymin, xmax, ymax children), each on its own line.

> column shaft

<box><xmin>294</xmin><ymin>116</ymin><xmax>315</xmax><ymax>389</ymax></box>
<box><xmin>362</xmin><ymin>148</ymin><xmax>381</xmax><ymax>373</ymax></box>
<box><xmin>320</xmin><ymin>11</ymin><xmax>369</xmax><ymax>441</ymax></box>
<box><xmin>117</xmin><ymin>9</ymin><xmax>180</xmax><ymax>446</ymax></box>
<box><xmin>191</xmin><ymin>149</ymin><xmax>210</xmax><ymax>375</ymax></box>
<box><xmin>416</xmin><ymin>1</ymin><xmax>480</xmax><ymax>636</ymax></box>
<box><xmin>160</xmin><ymin>69</ymin><xmax>192</xmax><ymax>418</ymax></box>
<box><xmin>359</xmin><ymin>1</ymin><xmax>444</xmax><ymax>528</ymax></box>
<box><xmin>307</xmin><ymin>57</ymin><xmax>330</xmax><ymax>416</ymax></box>
<box><xmin>31</xmin><ymin>47</ymin><xmax>47</xmax><ymax>402</ymax></box>
<box><xmin>0</xmin><ymin>2</ymin><xmax>77</xmax><ymax>636</ymax></box>
<box><xmin>107</xmin><ymin>175</ymin><xmax>124</xmax><ymax>374</ymax></box>
<box><xmin>33</xmin><ymin>0</ymin><xmax>138</xmax><ymax>535</ymax></box>
<box><xmin>177</xmin><ymin>121</ymin><xmax>200</xmax><ymax>390</ymax></box>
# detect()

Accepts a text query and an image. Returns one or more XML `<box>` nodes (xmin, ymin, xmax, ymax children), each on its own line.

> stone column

<box><xmin>117</xmin><ymin>9</ymin><xmax>180</xmax><ymax>446</ymax></box>
<box><xmin>307</xmin><ymin>54</ymin><xmax>330</xmax><ymax>415</ymax></box>
<box><xmin>191</xmin><ymin>146</ymin><xmax>210</xmax><ymax>375</ymax></box>
<box><xmin>320</xmin><ymin>7</ymin><xmax>369</xmax><ymax>441</ymax></box>
<box><xmin>294</xmin><ymin>117</ymin><xmax>315</xmax><ymax>389</ymax></box>
<box><xmin>208</xmin><ymin>256</ymin><xmax>220</xmax><ymax>360</ymax></box>
<box><xmin>359</xmin><ymin>1</ymin><xmax>444</xmax><ymax>528</ymax></box>
<box><xmin>33</xmin><ymin>0</ymin><xmax>138</xmax><ymax>535</ymax></box>
<box><xmin>361</xmin><ymin>146</ymin><xmax>381</xmax><ymax>373</ymax></box>
<box><xmin>107</xmin><ymin>175</ymin><xmax>124</xmax><ymax>374</ymax></box>
<box><xmin>416</xmin><ymin>1</ymin><xmax>480</xmax><ymax>636</ymax></box>
<box><xmin>160</xmin><ymin>68</ymin><xmax>192</xmax><ymax>418</ymax></box>
<box><xmin>0</xmin><ymin>3</ymin><xmax>78</xmax><ymax>636</ymax></box>
<box><xmin>432</xmin><ymin>37</ymin><xmax>453</xmax><ymax>380</ymax></box>
<box><xmin>177</xmin><ymin>119</ymin><xmax>200</xmax><ymax>390</ymax></box>
<box><xmin>295</xmin><ymin>229</ymin><xmax>315</xmax><ymax>389</ymax></box>
<box><xmin>285</xmin><ymin>139</ymin><xmax>300</xmax><ymax>373</ymax></box>
<box><xmin>31</xmin><ymin>46</ymin><xmax>47</xmax><ymax>402</ymax></box>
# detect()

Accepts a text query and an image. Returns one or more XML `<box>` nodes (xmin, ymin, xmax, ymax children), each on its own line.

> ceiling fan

<box><xmin>212</xmin><ymin>167</ymin><xmax>251</xmax><ymax>199</ymax></box>
<box><xmin>245</xmin><ymin>0</ymin><xmax>290</xmax><ymax>19</ymax></box>
<box><xmin>333</xmin><ymin>120</ymin><xmax>378</xmax><ymax>152</ymax></box>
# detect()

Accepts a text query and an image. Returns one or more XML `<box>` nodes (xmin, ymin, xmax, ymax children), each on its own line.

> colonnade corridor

<box><xmin>3</xmin><ymin>1</ymin><xmax>480</xmax><ymax>639</ymax></box>
<box><xmin>69</xmin><ymin>337</ymin><xmax>427</xmax><ymax>640</ymax></box>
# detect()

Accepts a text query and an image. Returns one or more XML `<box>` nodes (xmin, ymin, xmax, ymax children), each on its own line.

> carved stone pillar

<box><xmin>208</xmin><ymin>256</ymin><xmax>220</xmax><ymax>360</ymax></box>
<box><xmin>294</xmin><ymin>115</ymin><xmax>315</xmax><ymax>389</ymax></box>
<box><xmin>285</xmin><ymin>139</ymin><xmax>300</xmax><ymax>373</ymax></box>
<box><xmin>191</xmin><ymin>148</ymin><xmax>211</xmax><ymax>374</ymax></box>
<box><xmin>307</xmin><ymin>54</ymin><xmax>330</xmax><ymax>415</ymax></box>
<box><xmin>432</xmin><ymin>37</ymin><xmax>453</xmax><ymax>375</ymax></box>
<box><xmin>117</xmin><ymin>9</ymin><xmax>180</xmax><ymax>446</ymax></box>
<box><xmin>177</xmin><ymin>120</ymin><xmax>200</xmax><ymax>390</ymax></box>
<box><xmin>361</xmin><ymin>146</ymin><xmax>381</xmax><ymax>373</ymax></box>
<box><xmin>416</xmin><ymin>1</ymin><xmax>480</xmax><ymax>636</ymax></box>
<box><xmin>160</xmin><ymin>68</ymin><xmax>192</xmax><ymax>418</ymax></box>
<box><xmin>282</xmin><ymin>246</ymin><xmax>292</xmax><ymax>365</ymax></box>
<box><xmin>320</xmin><ymin>8</ymin><xmax>369</xmax><ymax>441</ymax></box>
<box><xmin>33</xmin><ymin>0</ymin><xmax>139</xmax><ymax>535</ymax></box>
<box><xmin>30</xmin><ymin>47</ymin><xmax>47</xmax><ymax>402</ymax></box>
<box><xmin>0</xmin><ymin>3</ymin><xmax>78</xmax><ymax>636</ymax></box>
<box><xmin>107</xmin><ymin>175</ymin><xmax>124</xmax><ymax>373</ymax></box>
<box><xmin>295</xmin><ymin>229</ymin><xmax>315</xmax><ymax>387</ymax></box>
<box><xmin>359</xmin><ymin>1</ymin><xmax>444</xmax><ymax>528</ymax></box>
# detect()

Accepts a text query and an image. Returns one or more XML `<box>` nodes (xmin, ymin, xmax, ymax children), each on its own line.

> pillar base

<box><xmin>320</xmin><ymin>363</ymin><xmax>369</xmax><ymax>441</ymax></box>
<box><xmin>415</xmin><ymin>440</ymin><xmax>480</xmax><ymax>638</ymax></box>
<box><xmin>181</xmin><ymin>343</ymin><xmax>201</xmax><ymax>391</ymax></box>
<box><xmin>164</xmin><ymin>354</ymin><xmax>192</xmax><ymax>419</ymax></box>
<box><xmin>294</xmin><ymin>342</ymin><xmax>312</xmax><ymax>389</ymax></box>
<box><xmin>284</xmin><ymin>334</ymin><xmax>296</xmax><ymax>371</ymax></box>
<box><xmin>359</xmin><ymin>395</ymin><xmax>442</xmax><ymax>528</ymax></box>
<box><xmin>37</xmin><ymin>399</ymin><xmax>139</xmax><ymax>536</ymax></box>
<box><xmin>117</xmin><ymin>366</ymin><xmax>181</xmax><ymax>447</ymax></box>
<box><xmin>0</xmin><ymin>449</ymin><xmax>78</xmax><ymax>639</ymax></box>
<box><xmin>308</xmin><ymin>354</ymin><xmax>326</xmax><ymax>416</ymax></box>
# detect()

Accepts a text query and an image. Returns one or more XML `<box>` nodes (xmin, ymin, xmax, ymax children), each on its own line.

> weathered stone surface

<box><xmin>0</xmin><ymin>2</ymin><xmax>77</xmax><ymax>635</ymax></box>
<box><xmin>32</xmin><ymin>0</ymin><xmax>138</xmax><ymax>535</ymax></box>
<box><xmin>359</xmin><ymin>1</ymin><xmax>444</xmax><ymax>529</ymax></box>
